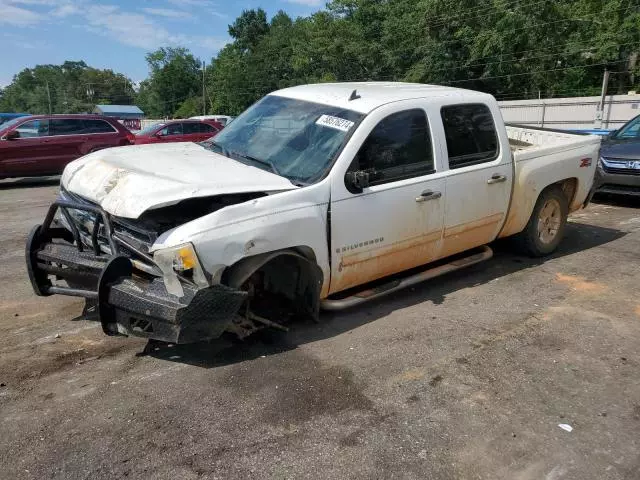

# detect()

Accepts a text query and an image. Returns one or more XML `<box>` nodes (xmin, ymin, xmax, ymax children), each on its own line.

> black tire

<box><xmin>514</xmin><ymin>186</ymin><xmax>569</xmax><ymax>257</ymax></box>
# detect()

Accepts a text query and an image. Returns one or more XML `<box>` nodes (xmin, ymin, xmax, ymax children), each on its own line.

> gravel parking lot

<box><xmin>1</xmin><ymin>178</ymin><xmax>639</xmax><ymax>480</ymax></box>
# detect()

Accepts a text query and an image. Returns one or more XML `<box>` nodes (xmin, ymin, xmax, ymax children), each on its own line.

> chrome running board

<box><xmin>321</xmin><ymin>245</ymin><xmax>493</xmax><ymax>311</ymax></box>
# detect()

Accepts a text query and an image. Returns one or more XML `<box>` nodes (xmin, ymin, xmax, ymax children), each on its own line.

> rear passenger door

<box><xmin>439</xmin><ymin>103</ymin><xmax>512</xmax><ymax>258</ymax></box>
<box><xmin>182</xmin><ymin>122</ymin><xmax>209</xmax><ymax>142</ymax></box>
<box><xmin>82</xmin><ymin>118</ymin><xmax>120</xmax><ymax>151</ymax></box>
<box><xmin>49</xmin><ymin>118</ymin><xmax>87</xmax><ymax>168</ymax></box>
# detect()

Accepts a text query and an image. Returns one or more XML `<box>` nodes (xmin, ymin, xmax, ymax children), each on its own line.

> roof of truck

<box><xmin>271</xmin><ymin>82</ymin><xmax>495</xmax><ymax>114</ymax></box>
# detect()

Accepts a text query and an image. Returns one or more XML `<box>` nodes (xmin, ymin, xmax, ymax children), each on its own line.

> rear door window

<box><xmin>440</xmin><ymin>104</ymin><xmax>499</xmax><ymax>169</ymax></box>
<box><xmin>15</xmin><ymin>119</ymin><xmax>49</xmax><ymax>138</ymax></box>
<box><xmin>182</xmin><ymin>122</ymin><xmax>201</xmax><ymax>135</ymax></box>
<box><xmin>83</xmin><ymin>119</ymin><xmax>117</xmax><ymax>133</ymax></box>
<box><xmin>50</xmin><ymin>118</ymin><xmax>85</xmax><ymax>136</ymax></box>
<box><xmin>201</xmin><ymin>123</ymin><xmax>218</xmax><ymax>133</ymax></box>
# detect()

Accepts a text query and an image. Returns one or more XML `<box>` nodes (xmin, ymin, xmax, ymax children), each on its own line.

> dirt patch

<box><xmin>555</xmin><ymin>273</ymin><xmax>607</xmax><ymax>294</ymax></box>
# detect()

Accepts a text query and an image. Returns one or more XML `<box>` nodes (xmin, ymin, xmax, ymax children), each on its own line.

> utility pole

<box><xmin>45</xmin><ymin>80</ymin><xmax>52</xmax><ymax>114</ymax></box>
<box><xmin>202</xmin><ymin>60</ymin><xmax>206</xmax><ymax>116</ymax></box>
<box><xmin>595</xmin><ymin>69</ymin><xmax>610</xmax><ymax>129</ymax></box>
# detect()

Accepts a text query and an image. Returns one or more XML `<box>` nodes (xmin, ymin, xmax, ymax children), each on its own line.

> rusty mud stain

<box><xmin>331</xmin><ymin>232</ymin><xmax>441</xmax><ymax>294</ymax></box>
<box><xmin>444</xmin><ymin>213</ymin><xmax>503</xmax><ymax>238</ymax></box>
<box><xmin>555</xmin><ymin>273</ymin><xmax>607</xmax><ymax>293</ymax></box>
<box><xmin>635</xmin><ymin>305</ymin><xmax>640</xmax><ymax>318</ymax></box>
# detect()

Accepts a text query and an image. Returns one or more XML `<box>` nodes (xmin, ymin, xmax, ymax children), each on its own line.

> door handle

<box><xmin>415</xmin><ymin>190</ymin><xmax>442</xmax><ymax>203</ymax></box>
<box><xmin>487</xmin><ymin>174</ymin><xmax>507</xmax><ymax>184</ymax></box>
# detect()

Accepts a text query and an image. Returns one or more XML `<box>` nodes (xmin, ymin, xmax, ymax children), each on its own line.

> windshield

<box><xmin>614</xmin><ymin>115</ymin><xmax>640</xmax><ymax>139</ymax></box>
<box><xmin>0</xmin><ymin>116</ymin><xmax>29</xmax><ymax>131</ymax></box>
<box><xmin>203</xmin><ymin>95</ymin><xmax>363</xmax><ymax>184</ymax></box>
<box><xmin>136</xmin><ymin>123</ymin><xmax>164</xmax><ymax>136</ymax></box>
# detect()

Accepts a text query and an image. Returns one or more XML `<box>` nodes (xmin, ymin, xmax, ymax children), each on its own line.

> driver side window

<box><xmin>347</xmin><ymin>109</ymin><xmax>434</xmax><ymax>187</ymax></box>
<box><xmin>16</xmin><ymin>119</ymin><xmax>49</xmax><ymax>138</ymax></box>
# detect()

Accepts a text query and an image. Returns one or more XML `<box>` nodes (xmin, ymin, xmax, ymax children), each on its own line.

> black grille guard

<box><xmin>26</xmin><ymin>198</ymin><xmax>247</xmax><ymax>344</ymax></box>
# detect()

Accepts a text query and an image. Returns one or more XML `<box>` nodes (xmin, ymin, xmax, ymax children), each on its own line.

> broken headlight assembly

<box><xmin>153</xmin><ymin>243</ymin><xmax>209</xmax><ymax>297</ymax></box>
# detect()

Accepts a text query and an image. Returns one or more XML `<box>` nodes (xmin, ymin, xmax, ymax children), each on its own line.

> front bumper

<box><xmin>26</xmin><ymin>199</ymin><xmax>247</xmax><ymax>344</ymax></box>
<box><xmin>595</xmin><ymin>162</ymin><xmax>640</xmax><ymax>196</ymax></box>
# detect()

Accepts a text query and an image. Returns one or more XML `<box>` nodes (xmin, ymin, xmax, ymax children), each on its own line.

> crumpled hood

<box><xmin>601</xmin><ymin>139</ymin><xmax>640</xmax><ymax>160</ymax></box>
<box><xmin>61</xmin><ymin>142</ymin><xmax>297</xmax><ymax>218</ymax></box>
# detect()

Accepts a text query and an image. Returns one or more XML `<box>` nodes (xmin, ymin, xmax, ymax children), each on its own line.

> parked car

<box><xmin>134</xmin><ymin>119</ymin><xmax>223</xmax><ymax>145</ymax></box>
<box><xmin>0</xmin><ymin>113</ymin><xmax>30</xmax><ymax>125</ymax></box>
<box><xmin>0</xmin><ymin>114</ymin><xmax>135</xmax><ymax>179</ymax></box>
<box><xmin>26</xmin><ymin>82</ymin><xmax>600</xmax><ymax>345</ymax></box>
<box><xmin>596</xmin><ymin>114</ymin><xmax>640</xmax><ymax>196</ymax></box>
<box><xmin>189</xmin><ymin>115</ymin><xmax>234</xmax><ymax>126</ymax></box>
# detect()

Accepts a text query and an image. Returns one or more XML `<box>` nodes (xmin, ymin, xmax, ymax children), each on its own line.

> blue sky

<box><xmin>0</xmin><ymin>0</ymin><xmax>324</xmax><ymax>87</ymax></box>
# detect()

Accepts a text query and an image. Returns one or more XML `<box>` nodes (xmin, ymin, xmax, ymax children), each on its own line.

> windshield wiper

<box><xmin>202</xmin><ymin>140</ymin><xmax>231</xmax><ymax>158</ymax></box>
<box><xmin>230</xmin><ymin>151</ymin><xmax>281</xmax><ymax>176</ymax></box>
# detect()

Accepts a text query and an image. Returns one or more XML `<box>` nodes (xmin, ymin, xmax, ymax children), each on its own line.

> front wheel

<box><xmin>514</xmin><ymin>186</ymin><xmax>569</xmax><ymax>257</ymax></box>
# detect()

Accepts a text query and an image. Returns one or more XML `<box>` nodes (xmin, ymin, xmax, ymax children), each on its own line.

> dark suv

<box><xmin>0</xmin><ymin>115</ymin><xmax>135</xmax><ymax>179</ymax></box>
<box><xmin>597</xmin><ymin>114</ymin><xmax>640</xmax><ymax>196</ymax></box>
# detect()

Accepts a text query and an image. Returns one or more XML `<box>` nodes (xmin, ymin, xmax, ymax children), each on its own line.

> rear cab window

<box><xmin>346</xmin><ymin>109</ymin><xmax>434</xmax><ymax>188</ymax></box>
<box><xmin>440</xmin><ymin>104</ymin><xmax>499</xmax><ymax>169</ymax></box>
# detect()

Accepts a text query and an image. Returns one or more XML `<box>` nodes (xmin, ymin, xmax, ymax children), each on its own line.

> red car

<box><xmin>134</xmin><ymin>119</ymin><xmax>223</xmax><ymax>145</ymax></box>
<box><xmin>0</xmin><ymin>114</ymin><xmax>135</xmax><ymax>179</ymax></box>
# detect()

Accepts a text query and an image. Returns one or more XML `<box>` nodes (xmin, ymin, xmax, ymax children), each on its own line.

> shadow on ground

<box><xmin>592</xmin><ymin>192</ymin><xmax>640</xmax><ymax>209</ymax></box>
<box><xmin>145</xmin><ymin>220</ymin><xmax>626</xmax><ymax>368</ymax></box>
<box><xmin>0</xmin><ymin>176</ymin><xmax>60</xmax><ymax>190</ymax></box>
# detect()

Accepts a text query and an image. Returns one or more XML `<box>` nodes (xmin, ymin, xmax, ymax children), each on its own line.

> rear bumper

<box><xmin>595</xmin><ymin>163</ymin><xmax>640</xmax><ymax>196</ymax></box>
<box><xmin>26</xmin><ymin>200</ymin><xmax>247</xmax><ymax>344</ymax></box>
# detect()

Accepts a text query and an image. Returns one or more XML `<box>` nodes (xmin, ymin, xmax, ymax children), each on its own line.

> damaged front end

<box><xmin>26</xmin><ymin>190</ymin><xmax>248</xmax><ymax>344</ymax></box>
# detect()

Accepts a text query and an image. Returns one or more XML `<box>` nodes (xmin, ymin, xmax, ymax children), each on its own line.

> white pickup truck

<box><xmin>26</xmin><ymin>83</ymin><xmax>601</xmax><ymax>343</ymax></box>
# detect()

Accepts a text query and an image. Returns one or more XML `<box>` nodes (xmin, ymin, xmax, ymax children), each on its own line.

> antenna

<box><xmin>349</xmin><ymin>89</ymin><xmax>361</xmax><ymax>101</ymax></box>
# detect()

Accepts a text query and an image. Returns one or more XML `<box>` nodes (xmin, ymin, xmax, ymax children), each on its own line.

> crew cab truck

<box><xmin>26</xmin><ymin>83</ymin><xmax>601</xmax><ymax>343</ymax></box>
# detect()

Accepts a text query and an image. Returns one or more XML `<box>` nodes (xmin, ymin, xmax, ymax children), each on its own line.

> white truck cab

<box><xmin>27</xmin><ymin>83</ymin><xmax>601</xmax><ymax>343</ymax></box>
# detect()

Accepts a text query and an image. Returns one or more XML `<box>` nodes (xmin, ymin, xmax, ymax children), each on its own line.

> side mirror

<box><xmin>5</xmin><ymin>130</ymin><xmax>20</xmax><ymax>140</ymax></box>
<box><xmin>345</xmin><ymin>170</ymin><xmax>371</xmax><ymax>193</ymax></box>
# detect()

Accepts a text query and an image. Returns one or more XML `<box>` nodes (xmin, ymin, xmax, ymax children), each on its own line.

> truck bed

<box><xmin>506</xmin><ymin>125</ymin><xmax>601</xmax><ymax>158</ymax></box>
<box><xmin>498</xmin><ymin>125</ymin><xmax>601</xmax><ymax>239</ymax></box>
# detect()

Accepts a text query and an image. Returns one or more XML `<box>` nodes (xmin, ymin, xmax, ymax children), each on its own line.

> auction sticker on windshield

<box><xmin>316</xmin><ymin>114</ymin><xmax>355</xmax><ymax>132</ymax></box>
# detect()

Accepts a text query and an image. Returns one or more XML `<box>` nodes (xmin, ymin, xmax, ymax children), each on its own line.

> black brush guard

<box><xmin>26</xmin><ymin>199</ymin><xmax>247</xmax><ymax>344</ymax></box>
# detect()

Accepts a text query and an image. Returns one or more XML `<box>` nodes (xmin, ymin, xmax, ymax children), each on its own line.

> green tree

<box><xmin>141</xmin><ymin>47</ymin><xmax>203</xmax><ymax>117</ymax></box>
<box><xmin>0</xmin><ymin>61</ymin><xmax>134</xmax><ymax>114</ymax></box>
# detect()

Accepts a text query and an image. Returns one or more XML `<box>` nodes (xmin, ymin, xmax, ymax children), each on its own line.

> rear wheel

<box><xmin>515</xmin><ymin>186</ymin><xmax>568</xmax><ymax>257</ymax></box>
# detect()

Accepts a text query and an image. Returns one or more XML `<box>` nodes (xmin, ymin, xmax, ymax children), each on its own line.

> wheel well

<box><xmin>221</xmin><ymin>249</ymin><xmax>323</xmax><ymax>321</ymax></box>
<box><xmin>544</xmin><ymin>178</ymin><xmax>577</xmax><ymax>207</ymax></box>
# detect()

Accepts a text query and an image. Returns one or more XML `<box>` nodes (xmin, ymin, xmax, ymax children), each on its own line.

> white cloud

<box><xmin>0</xmin><ymin>1</ymin><xmax>43</xmax><ymax>25</ymax></box>
<box><xmin>141</xmin><ymin>7</ymin><xmax>193</xmax><ymax>19</ymax></box>
<box><xmin>1</xmin><ymin>1</ymin><xmax>228</xmax><ymax>53</ymax></box>
<box><xmin>82</xmin><ymin>4</ymin><xmax>227</xmax><ymax>52</ymax></box>
<box><xmin>52</xmin><ymin>3</ymin><xmax>81</xmax><ymax>17</ymax></box>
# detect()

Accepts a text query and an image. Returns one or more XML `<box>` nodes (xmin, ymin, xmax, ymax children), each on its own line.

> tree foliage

<box><xmin>207</xmin><ymin>0</ymin><xmax>640</xmax><ymax>114</ymax></box>
<box><xmin>1</xmin><ymin>1</ymin><xmax>638</xmax><ymax>116</ymax></box>
<box><xmin>0</xmin><ymin>61</ymin><xmax>134</xmax><ymax>114</ymax></box>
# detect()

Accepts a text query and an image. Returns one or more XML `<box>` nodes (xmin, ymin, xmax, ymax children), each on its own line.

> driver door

<box><xmin>329</xmin><ymin>104</ymin><xmax>446</xmax><ymax>294</ymax></box>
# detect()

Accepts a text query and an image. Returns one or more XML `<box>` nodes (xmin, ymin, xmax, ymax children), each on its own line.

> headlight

<box><xmin>153</xmin><ymin>243</ymin><xmax>209</xmax><ymax>297</ymax></box>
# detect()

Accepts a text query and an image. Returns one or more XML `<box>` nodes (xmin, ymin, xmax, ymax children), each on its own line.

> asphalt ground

<box><xmin>1</xmin><ymin>177</ymin><xmax>639</xmax><ymax>479</ymax></box>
